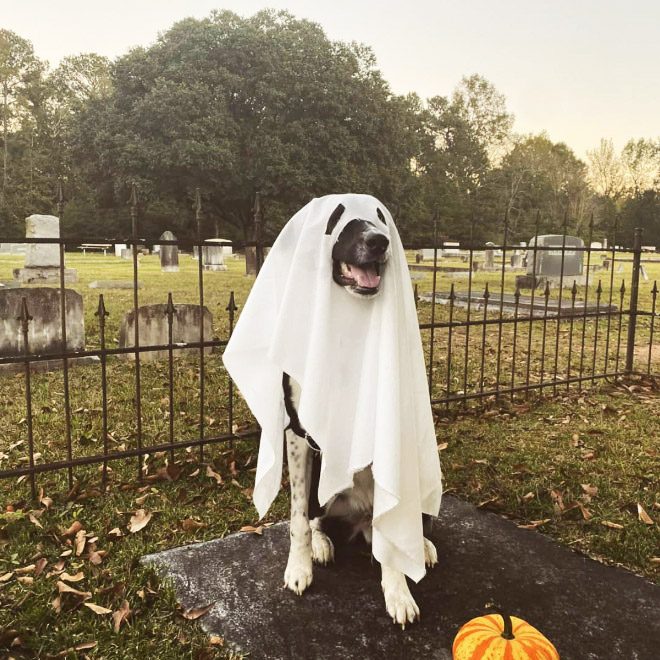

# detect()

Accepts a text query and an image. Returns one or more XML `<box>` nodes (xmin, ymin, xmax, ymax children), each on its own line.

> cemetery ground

<box><xmin>1</xmin><ymin>252</ymin><xmax>660</xmax><ymax>658</ymax></box>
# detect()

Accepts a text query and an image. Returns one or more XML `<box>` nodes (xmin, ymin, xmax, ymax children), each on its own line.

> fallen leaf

<box><xmin>206</xmin><ymin>465</ymin><xmax>223</xmax><ymax>485</ymax></box>
<box><xmin>437</xmin><ymin>442</ymin><xmax>448</xmax><ymax>451</ymax></box>
<box><xmin>75</xmin><ymin>529</ymin><xmax>87</xmax><ymax>556</ymax></box>
<box><xmin>181</xmin><ymin>518</ymin><xmax>206</xmax><ymax>532</ymax></box>
<box><xmin>16</xmin><ymin>576</ymin><xmax>34</xmax><ymax>585</ymax></box>
<box><xmin>577</xmin><ymin>502</ymin><xmax>592</xmax><ymax>520</ymax></box>
<box><xmin>113</xmin><ymin>600</ymin><xmax>131</xmax><ymax>633</ymax></box>
<box><xmin>84</xmin><ymin>602</ymin><xmax>113</xmax><ymax>615</ymax></box>
<box><xmin>522</xmin><ymin>492</ymin><xmax>535</xmax><ymax>501</ymax></box>
<box><xmin>189</xmin><ymin>468</ymin><xmax>200</xmax><ymax>477</ymax></box>
<box><xmin>0</xmin><ymin>572</ymin><xmax>13</xmax><ymax>583</ymax></box>
<box><xmin>15</xmin><ymin>564</ymin><xmax>36</xmax><ymax>574</ymax></box>
<box><xmin>581</xmin><ymin>484</ymin><xmax>599</xmax><ymax>497</ymax></box>
<box><xmin>57</xmin><ymin>581</ymin><xmax>91</xmax><ymax>599</ymax></box>
<box><xmin>239</xmin><ymin>525</ymin><xmax>263</xmax><ymax>535</ymax></box>
<box><xmin>28</xmin><ymin>513</ymin><xmax>43</xmax><ymax>528</ymax></box>
<box><xmin>64</xmin><ymin>520</ymin><xmax>83</xmax><ymax>537</ymax></box>
<box><xmin>88</xmin><ymin>550</ymin><xmax>104</xmax><ymax>565</ymax></box>
<box><xmin>107</xmin><ymin>527</ymin><xmax>123</xmax><ymax>539</ymax></box>
<box><xmin>602</xmin><ymin>521</ymin><xmax>624</xmax><ymax>530</ymax></box>
<box><xmin>182</xmin><ymin>602</ymin><xmax>214</xmax><ymax>620</ymax></box>
<box><xmin>209</xmin><ymin>635</ymin><xmax>224</xmax><ymax>646</ymax></box>
<box><xmin>34</xmin><ymin>558</ymin><xmax>48</xmax><ymax>576</ymax></box>
<box><xmin>60</xmin><ymin>571</ymin><xmax>84</xmax><ymax>583</ymax></box>
<box><xmin>637</xmin><ymin>503</ymin><xmax>655</xmax><ymax>525</ymax></box>
<box><xmin>128</xmin><ymin>509</ymin><xmax>152</xmax><ymax>534</ymax></box>
<box><xmin>51</xmin><ymin>595</ymin><xmax>62</xmax><ymax>612</ymax></box>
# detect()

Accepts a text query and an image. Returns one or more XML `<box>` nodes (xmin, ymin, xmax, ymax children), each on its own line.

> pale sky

<box><xmin>4</xmin><ymin>0</ymin><xmax>659</xmax><ymax>159</ymax></box>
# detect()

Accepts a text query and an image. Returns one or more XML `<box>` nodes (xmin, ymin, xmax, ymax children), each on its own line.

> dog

<box><xmin>280</xmin><ymin>202</ymin><xmax>438</xmax><ymax>628</ymax></box>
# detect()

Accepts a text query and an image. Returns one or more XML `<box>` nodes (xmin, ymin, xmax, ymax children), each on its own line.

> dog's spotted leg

<box><xmin>423</xmin><ymin>537</ymin><xmax>438</xmax><ymax>567</ymax></box>
<box><xmin>381</xmin><ymin>566</ymin><xmax>420</xmax><ymax>629</ymax></box>
<box><xmin>284</xmin><ymin>430</ymin><xmax>313</xmax><ymax>595</ymax></box>
<box><xmin>310</xmin><ymin>517</ymin><xmax>334</xmax><ymax>565</ymax></box>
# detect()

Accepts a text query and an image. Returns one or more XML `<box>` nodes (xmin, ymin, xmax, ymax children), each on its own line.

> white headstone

<box><xmin>115</xmin><ymin>243</ymin><xmax>127</xmax><ymax>257</ymax></box>
<box><xmin>25</xmin><ymin>215</ymin><xmax>60</xmax><ymax>267</ymax></box>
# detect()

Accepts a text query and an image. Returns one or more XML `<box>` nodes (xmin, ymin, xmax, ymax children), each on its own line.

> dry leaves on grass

<box><xmin>45</xmin><ymin>641</ymin><xmax>97</xmax><ymax>659</ymax></box>
<box><xmin>206</xmin><ymin>465</ymin><xmax>223</xmax><ymax>485</ymax></box>
<box><xmin>181</xmin><ymin>602</ymin><xmax>214</xmax><ymax>620</ymax></box>
<box><xmin>84</xmin><ymin>602</ymin><xmax>113</xmax><ymax>615</ymax></box>
<box><xmin>181</xmin><ymin>518</ymin><xmax>206</xmax><ymax>532</ymax></box>
<box><xmin>113</xmin><ymin>600</ymin><xmax>132</xmax><ymax>633</ymax></box>
<box><xmin>602</xmin><ymin>520</ymin><xmax>624</xmax><ymax>530</ymax></box>
<box><xmin>128</xmin><ymin>509</ymin><xmax>152</xmax><ymax>534</ymax></box>
<box><xmin>239</xmin><ymin>525</ymin><xmax>263</xmax><ymax>535</ymax></box>
<box><xmin>637</xmin><ymin>503</ymin><xmax>655</xmax><ymax>525</ymax></box>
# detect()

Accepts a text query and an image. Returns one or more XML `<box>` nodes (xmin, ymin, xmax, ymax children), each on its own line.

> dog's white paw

<box><xmin>381</xmin><ymin>567</ymin><xmax>420</xmax><ymax>629</ymax></box>
<box><xmin>311</xmin><ymin>528</ymin><xmax>335</xmax><ymax>565</ymax></box>
<box><xmin>284</xmin><ymin>551</ymin><xmax>313</xmax><ymax>595</ymax></box>
<box><xmin>383</xmin><ymin>582</ymin><xmax>420</xmax><ymax>629</ymax></box>
<box><xmin>423</xmin><ymin>537</ymin><xmax>438</xmax><ymax>568</ymax></box>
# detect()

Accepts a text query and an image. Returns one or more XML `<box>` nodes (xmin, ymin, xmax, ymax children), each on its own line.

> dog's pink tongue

<box><xmin>352</xmin><ymin>264</ymin><xmax>380</xmax><ymax>289</ymax></box>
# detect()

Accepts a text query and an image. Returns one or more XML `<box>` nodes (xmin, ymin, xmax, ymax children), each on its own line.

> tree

<box><xmin>71</xmin><ymin>10</ymin><xmax>422</xmax><ymax>241</ymax></box>
<box><xmin>586</xmin><ymin>138</ymin><xmax>626</xmax><ymax>202</ymax></box>
<box><xmin>0</xmin><ymin>29</ymin><xmax>43</xmax><ymax>214</ymax></box>
<box><xmin>620</xmin><ymin>138</ymin><xmax>659</xmax><ymax>194</ymax></box>
<box><xmin>487</xmin><ymin>133</ymin><xmax>594</xmax><ymax>241</ymax></box>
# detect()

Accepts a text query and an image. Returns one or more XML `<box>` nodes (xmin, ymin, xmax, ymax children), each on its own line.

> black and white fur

<box><xmin>281</xmin><ymin>203</ymin><xmax>438</xmax><ymax>628</ymax></box>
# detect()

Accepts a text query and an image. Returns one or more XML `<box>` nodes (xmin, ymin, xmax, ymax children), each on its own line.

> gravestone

<box><xmin>526</xmin><ymin>235</ymin><xmax>585</xmax><ymax>284</ymax></box>
<box><xmin>119</xmin><ymin>303</ymin><xmax>213</xmax><ymax>362</ymax></box>
<box><xmin>421</xmin><ymin>248</ymin><xmax>436</xmax><ymax>261</ymax></box>
<box><xmin>245</xmin><ymin>247</ymin><xmax>270</xmax><ymax>276</ymax></box>
<box><xmin>484</xmin><ymin>242</ymin><xmax>495</xmax><ymax>269</ymax></box>
<box><xmin>159</xmin><ymin>231</ymin><xmax>179</xmax><ymax>272</ymax></box>
<box><xmin>0</xmin><ymin>288</ymin><xmax>95</xmax><ymax>375</ymax></box>
<box><xmin>114</xmin><ymin>243</ymin><xmax>127</xmax><ymax>257</ymax></box>
<box><xmin>120</xmin><ymin>248</ymin><xmax>133</xmax><ymax>260</ymax></box>
<box><xmin>13</xmin><ymin>215</ymin><xmax>77</xmax><ymax>284</ymax></box>
<box><xmin>202</xmin><ymin>239</ymin><xmax>229</xmax><ymax>271</ymax></box>
<box><xmin>143</xmin><ymin>495</ymin><xmax>660</xmax><ymax>660</ymax></box>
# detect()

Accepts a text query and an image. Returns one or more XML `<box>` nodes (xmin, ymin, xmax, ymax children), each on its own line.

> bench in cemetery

<box><xmin>79</xmin><ymin>243</ymin><xmax>112</xmax><ymax>256</ymax></box>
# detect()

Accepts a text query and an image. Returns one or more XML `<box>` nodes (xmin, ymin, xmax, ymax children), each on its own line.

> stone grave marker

<box><xmin>526</xmin><ymin>235</ymin><xmax>585</xmax><ymax>284</ymax></box>
<box><xmin>202</xmin><ymin>239</ymin><xmax>229</xmax><ymax>271</ymax></box>
<box><xmin>89</xmin><ymin>281</ymin><xmax>144</xmax><ymax>290</ymax></box>
<box><xmin>0</xmin><ymin>287</ymin><xmax>96</xmax><ymax>375</ymax></box>
<box><xmin>484</xmin><ymin>242</ymin><xmax>495</xmax><ymax>269</ymax></box>
<box><xmin>159</xmin><ymin>231</ymin><xmax>179</xmax><ymax>272</ymax></box>
<box><xmin>13</xmin><ymin>215</ymin><xmax>77</xmax><ymax>284</ymax></box>
<box><xmin>114</xmin><ymin>243</ymin><xmax>127</xmax><ymax>257</ymax></box>
<box><xmin>119</xmin><ymin>303</ymin><xmax>212</xmax><ymax>362</ymax></box>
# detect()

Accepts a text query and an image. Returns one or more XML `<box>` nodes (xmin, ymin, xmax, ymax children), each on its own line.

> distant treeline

<box><xmin>1</xmin><ymin>10</ymin><xmax>659</xmax><ymax>245</ymax></box>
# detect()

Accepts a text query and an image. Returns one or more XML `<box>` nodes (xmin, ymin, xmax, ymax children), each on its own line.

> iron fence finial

<box><xmin>95</xmin><ymin>295</ymin><xmax>109</xmax><ymax>326</ymax></box>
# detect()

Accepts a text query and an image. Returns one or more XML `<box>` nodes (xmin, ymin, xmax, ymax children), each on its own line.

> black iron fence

<box><xmin>0</xmin><ymin>188</ymin><xmax>657</xmax><ymax>498</ymax></box>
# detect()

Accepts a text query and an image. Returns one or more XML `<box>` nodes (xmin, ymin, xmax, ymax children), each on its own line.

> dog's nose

<box><xmin>364</xmin><ymin>231</ymin><xmax>389</xmax><ymax>255</ymax></box>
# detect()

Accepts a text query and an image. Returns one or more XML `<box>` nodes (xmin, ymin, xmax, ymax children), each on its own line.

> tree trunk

<box><xmin>2</xmin><ymin>87</ymin><xmax>7</xmax><ymax>208</ymax></box>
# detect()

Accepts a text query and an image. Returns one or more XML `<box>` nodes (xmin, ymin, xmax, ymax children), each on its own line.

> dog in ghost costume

<box><xmin>223</xmin><ymin>194</ymin><xmax>442</xmax><ymax>627</ymax></box>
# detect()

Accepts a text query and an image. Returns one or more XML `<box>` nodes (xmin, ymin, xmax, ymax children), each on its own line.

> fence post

<box><xmin>625</xmin><ymin>227</ymin><xmax>643</xmax><ymax>373</ymax></box>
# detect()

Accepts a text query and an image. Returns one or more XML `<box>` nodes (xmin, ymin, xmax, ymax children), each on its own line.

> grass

<box><xmin>1</xmin><ymin>250</ymin><xmax>660</xmax><ymax>658</ymax></box>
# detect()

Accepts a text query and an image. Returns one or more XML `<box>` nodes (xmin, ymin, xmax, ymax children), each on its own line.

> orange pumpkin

<box><xmin>453</xmin><ymin>609</ymin><xmax>559</xmax><ymax>660</ymax></box>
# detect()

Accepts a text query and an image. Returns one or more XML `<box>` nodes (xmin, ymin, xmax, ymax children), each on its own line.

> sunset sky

<box><xmin>5</xmin><ymin>0</ymin><xmax>658</xmax><ymax>159</ymax></box>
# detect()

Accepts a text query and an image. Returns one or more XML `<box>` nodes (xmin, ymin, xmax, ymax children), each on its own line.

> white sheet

<box><xmin>223</xmin><ymin>193</ymin><xmax>442</xmax><ymax>582</ymax></box>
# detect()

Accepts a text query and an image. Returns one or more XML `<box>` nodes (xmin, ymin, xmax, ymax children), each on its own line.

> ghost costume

<box><xmin>222</xmin><ymin>194</ymin><xmax>442</xmax><ymax>582</ymax></box>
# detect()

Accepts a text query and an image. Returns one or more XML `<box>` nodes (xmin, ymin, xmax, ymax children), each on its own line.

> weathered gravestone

<box><xmin>484</xmin><ymin>242</ymin><xmax>495</xmax><ymax>269</ymax></box>
<box><xmin>159</xmin><ymin>231</ymin><xmax>179</xmax><ymax>272</ymax></box>
<box><xmin>0</xmin><ymin>288</ymin><xmax>95</xmax><ymax>375</ymax></box>
<box><xmin>202</xmin><ymin>239</ymin><xmax>229</xmax><ymax>271</ymax></box>
<box><xmin>120</xmin><ymin>248</ymin><xmax>133</xmax><ymax>260</ymax></box>
<box><xmin>143</xmin><ymin>495</ymin><xmax>660</xmax><ymax>660</ymax></box>
<box><xmin>118</xmin><ymin>304</ymin><xmax>213</xmax><ymax>362</ymax></box>
<box><xmin>13</xmin><ymin>215</ymin><xmax>77</xmax><ymax>284</ymax></box>
<box><xmin>526</xmin><ymin>235</ymin><xmax>584</xmax><ymax>280</ymax></box>
<box><xmin>89</xmin><ymin>281</ymin><xmax>144</xmax><ymax>290</ymax></box>
<box><xmin>245</xmin><ymin>247</ymin><xmax>270</xmax><ymax>275</ymax></box>
<box><xmin>114</xmin><ymin>243</ymin><xmax>127</xmax><ymax>257</ymax></box>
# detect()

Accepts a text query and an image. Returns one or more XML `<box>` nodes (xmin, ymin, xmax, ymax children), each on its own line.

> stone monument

<box><xmin>0</xmin><ymin>287</ymin><xmax>96</xmax><ymax>375</ymax></box>
<box><xmin>119</xmin><ymin>304</ymin><xmax>213</xmax><ymax>362</ymax></box>
<box><xmin>13</xmin><ymin>215</ymin><xmax>77</xmax><ymax>284</ymax></box>
<box><xmin>159</xmin><ymin>231</ymin><xmax>179</xmax><ymax>272</ymax></box>
<box><xmin>202</xmin><ymin>239</ymin><xmax>229</xmax><ymax>271</ymax></box>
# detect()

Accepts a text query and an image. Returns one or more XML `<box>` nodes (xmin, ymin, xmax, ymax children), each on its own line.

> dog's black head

<box><xmin>326</xmin><ymin>203</ymin><xmax>390</xmax><ymax>298</ymax></box>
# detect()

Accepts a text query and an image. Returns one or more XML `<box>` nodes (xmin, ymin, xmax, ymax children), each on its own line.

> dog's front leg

<box><xmin>284</xmin><ymin>429</ymin><xmax>313</xmax><ymax>595</ymax></box>
<box><xmin>381</xmin><ymin>566</ymin><xmax>420</xmax><ymax>629</ymax></box>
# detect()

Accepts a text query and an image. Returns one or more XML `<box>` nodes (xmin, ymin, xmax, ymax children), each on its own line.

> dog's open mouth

<box><xmin>334</xmin><ymin>260</ymin><xmax>384</xmax><ymax>295</ymax></box>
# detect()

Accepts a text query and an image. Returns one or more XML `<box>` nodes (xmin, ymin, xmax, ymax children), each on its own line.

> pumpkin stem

<box><xmin>485</xmin><ymin>603</ymin><xmax>515</xmax><ymax>640</ymax></box>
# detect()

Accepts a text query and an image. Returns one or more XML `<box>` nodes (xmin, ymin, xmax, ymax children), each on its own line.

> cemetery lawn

<box><xmin>0</xmin><ymin>253</ymin><xmax>659</xmax><ymax>658</ymax></box>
